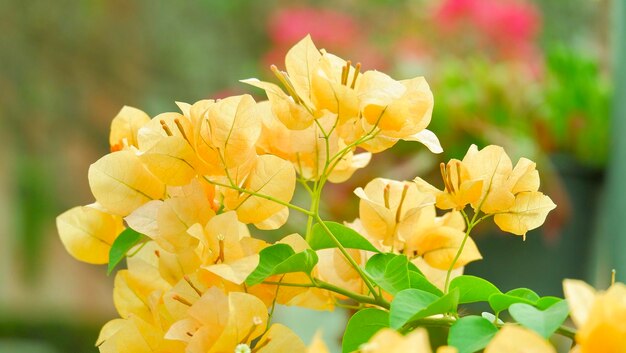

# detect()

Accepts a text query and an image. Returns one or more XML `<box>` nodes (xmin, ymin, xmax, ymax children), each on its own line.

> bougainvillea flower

<box><xmin>109</xmin><ymin>106</ymin><xmax>151</xmax><ymax>152</ymax></box>
<box><xmin>222</xmin><ymin>154</ymin><xmax>296</xmax><ymax>229</ymax></box>
<box><xmin>418</xmin><ymin>145</ymin><xmax>555</xmax><ymax>237</ymax></box>
<box><xmin>56</xmin><ymin>204</ymin><xmax>124</xmax><ymax>264</ymax></box>
<box><xmin>355</xmin><ymin>178</ymin><xmax>435</xmax><ymax>247</ymax></box>
<box><xmin>563</xmin><ymin>279</ymin><xmax>626</xmax><ymax>353</ymax></box>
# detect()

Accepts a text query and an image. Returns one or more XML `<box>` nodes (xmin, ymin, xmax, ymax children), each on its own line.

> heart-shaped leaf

<box><xmin>342</xmin><ymin>308</ymin><xmax>389</xmax><ymax>353</ymax></box>
<box><xmin>509</xmin><ymin>300</ymin><xmax>570</xmax><ymax>338</ymax></box>
<box><xmin>245</xmin><ymin>244</ymin><xmax>318</xmax><ymax>286</ymax></box>
<box><xmin>448</xmin><ymin>316</ymin><xmax>499</xmax><ymax>353</ymax></box>
<box><xmin>390</xmin><ymin>288</ymin><xmax>459</xmax><ymax>329</ymax></box>
<box><xmin>365</xmin><ymin>253</ymin><xmax>411</xmax><ymax>295</ymax></box>
<box><xmin>449</xmin><ymin>275</ymin><xmax>501</xmax><ymax>304</ymax></box>
<box><xmin>309</xmin><ymin>221</ymin><xmax>380</xmax><ymax>252</ymax></box>
<box><xmin>489</xmin><ymin>288</ymin><xmax>540</xmax><ymax>314</ymax></box>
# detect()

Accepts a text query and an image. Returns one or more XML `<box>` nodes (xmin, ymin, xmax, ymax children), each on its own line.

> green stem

<box><xmin>203</xmin><ymin>177</ymin><xmax>313</xmax><ymax>216</ymax></box>
<box><xmin>262</xmin><ymin>279</ymin><xmax>389</xmax><ymax>309</ymax></box>
<box><xmin>314</xmin><ymin>215</ymin><xmax>387</xmax><ymax>305</ymax></box>
<box><xmin>443</xmin><ymin>223</ymin><xmax>474</xmax><ymax>293</ymax></box>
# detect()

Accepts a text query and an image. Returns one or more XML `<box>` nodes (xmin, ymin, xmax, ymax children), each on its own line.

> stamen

<box><xmin>383</xmin><ymin>184</ymin><xmax>391</xmax><ymax>209</ymax></box>
<box><xmin>184</xmin><ymin>275</ymin><xmax>203</xmax><ymax>296</ymax></box>
<box><xmin>440</xmin><ymin>162</ymin><xmax>450</xmax><ymax>192</ymax></box>
<box><xmin>235</xmin><ymin>343</ymin><xmax>251</xmax><ymax>353</ymax></box>
<box><xmin>446</xmin><ymin>164</ymin><xmax>455</xmax><ymax>194</ymax></box>
<box><xmin>350</xmin><ymin>62</ymin><xmax>361</xmax><ymax>89</ymax></box>
<box><xmin>174</xmin><ymin>118</ymin><xmax>190</xmax><ymax>142</ymax></box>
<box><xmin>612</xmin><ymin>269</ymin><xmax>616</xmax><ymax>286</ymax></box>
<box><xmin>154</xmin><ymin>250</ymin><xmax>160</xmax><ymax>258</ymax></box>
<box><xmin>215</xmin><ymin>234</ymin><xmax>225</xmax><ymax>264</ymax></box>
<box><xmin>341</xmin><ymin>61</ymin><xmax>349</xmax><ymax>85</ymax></box>
<box><xmin>251</xmin><ymin>338</ymin><xmax>271</xmax><ymax>353</ymax></box>
<box><xmin>240</xmin><ymin>316</ymin><xmax>263</xmax><ymax>345</ymax></box>
<box><xmin>172</xmin><ymin>294</ymin><xmax>193</xmax><ymax>306</ymax></box>
<box><xmin>455</xmin><ymin>161</ymin><xmax>462</xmax><ymax>192</ymax></box>
<box><xmin>160</xmin><ymin>120</ymin><xmax>173</xmax><ymax>136</ymax></box>
<box><xmin>395</xmin><ymin>183</ymin><xmax>410</xmax><ymax>223</ymax></box>
<box><xmin>270</xmin><ymin>65</ymin><xmax>302</xmax><ymax>104</ymax></box>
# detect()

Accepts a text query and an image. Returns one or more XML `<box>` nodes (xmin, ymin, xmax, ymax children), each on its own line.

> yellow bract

<box><xmin>56</xmin><ymin>205</ymin><xmax>124</xmax><ymax>264</ymax></box>
<box><xmin>563</xmin><ymin>279</ymin><xmax>626</xmax><ymax>353</ymax></box>
<box><xmin>109</xmin><ymin>106</ymin><xmax>151</xmax><ymax>151</ymax></box>
<box><xmin>484</xmin><ymin>326</ymin><xmax>556</xmax><ymax>353</ymax></box>
<box><xmin>88</xmin><ymin>150</ymin><xmax>165</xmax><ymax>216</ymax></box>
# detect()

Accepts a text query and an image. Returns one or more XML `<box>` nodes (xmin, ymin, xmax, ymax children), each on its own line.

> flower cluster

<box><xmin>55</xmin><ymin>35</ymin><xmax>619</xmax><ymax>353</ymax></box>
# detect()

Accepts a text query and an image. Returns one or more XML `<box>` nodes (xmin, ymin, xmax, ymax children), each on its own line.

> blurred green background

<box><xmin>0</xmin><ymin>0</ymin><xmax>620</xmax><ymax>352</ymax></box>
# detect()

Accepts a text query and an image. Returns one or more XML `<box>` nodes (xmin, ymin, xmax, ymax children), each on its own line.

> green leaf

<box><xmin>488</xmin><ymin>288</ymin><xmax>540</xmax><ymax>314</ymax></box>
<box><xmin>506</xmin><ymin>288</ymin><xmax>541</xmax><ymax>302</ymax></box>
<box><xmin>449</xmin><ymin>275</ymin><xmax>501</xmax><ymax>304</ymax></box>
<box><xmin>509</xmin><ymin>300</ymin><xmax>570</xmax><ymax>338</ymax></box>
<box><xmin>365</xmin><ymin>254</ymin><xmax>411</xmax><ymax>295</ymax></box>
<box><xmin>342</xmin><ymin>308</ymin><xmax>389</xmax><ymax>353</ymax></box>
<box><xmin>390</xmin><ymin>288</ymin><xmax>459</xmax><ymax>329</ymax></box>
<box><xmin>245</xmin><ymin>244</ymin><xmax>318</xmax><ymax>286</ymax></box>
<box><xmin>448</xmin><ymin>316</ymin><xmax>498</xmax><ymax>353</ymax></box>
<box><xmin>535</xmin><ymin>296</ymin><xmax>563</xmax><ymax>310</ymax></box>
<box><xmin>408</xmin><ymin>271</ymin><xmax>443</xmax><ymax>297</ymax></box>
<box><xmin>108</xmin><ymin>228</ymin><xmax>143</xmax><ymax>275</ymax></box>
<box><xmin>309</xmin><ymin>221</ymin><xmax>380</xmax><ymax>252</ymax></box>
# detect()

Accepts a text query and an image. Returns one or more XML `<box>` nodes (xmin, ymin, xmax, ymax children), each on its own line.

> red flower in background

<box><xmin>434</xmin><ymin>0</ymin><xmax>541</xmax><ymax>62</ymax></box>
<box><xmin>265</xmin><ymin>7</ymin><xmax>387</xmax><ymax>70</ymax></box>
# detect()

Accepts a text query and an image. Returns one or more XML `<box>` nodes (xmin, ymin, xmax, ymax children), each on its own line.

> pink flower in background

<box><xmin>264</xmin><ymin>7</ymin><xmax>387</xmax><ymax>70</ymax></box>
<box><xmin>434</xmin><ymin>0</ymin><xmax>541</xmax><ymax>62</ymax></box>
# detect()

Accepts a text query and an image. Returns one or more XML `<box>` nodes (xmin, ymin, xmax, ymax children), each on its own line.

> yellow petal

<box><xmin>484</xmin><ymin>325</ymin><xmax>556</xmax><ymax>353</ymax></box>
<box><xmin>88</xmin><ymin>150</ymin><xmax>165</xmax><ymax>216</ymax></box>
<box><xmin>307</xmin><ymin>331</ymin><xmax>330</xmax><ymax>353</ymax></box>
<box><xmin>413</xmin><ymin>226</ymin><xmax>482</xmax><ymax>270</ymax></box>
<box><xmin>140</xmin><ymin>135</ymin><xmax>198</xmax><ymax>185</ymax></box>
<box><xmin>255</xmin><ymin>207</ymin><xmax>290</xmax><ymax>230</ymax></box>
<box><xmin>208</xmin><ymin>94</ymin><xmax>261</xmax><ymax>173</ymax></box>
<box><xmin>124</xmin><ymin>200</ymin><xmax>162</xmax><ymax>239</ymax></box>
<box><xmin>493</xmin><ymin>192</ymin><xmax>556</xmax><ymax>236</ymax></box>
<box><xmin>462</xmin><ymin>145</ymin><xmax>514</xmax><ymax>213</ymax></box>
<box><xmin>363</xmin><ymin>328</ymin><xmax>432</xmax><ymax>353</ymax></box>
<box><xmin>563</xmin><ymin>279</ymin><xmax>596</xmax><ymax>328</ymax></box>
<box><xmin>225</xmin><ymin>154</ymin><xmax>296</xmax><ymax>226</ymax></box>
<box><xmin>109</xmin><ymin>106</ymin><xmax>151</xmax><ymax>150</ymax></box>
<box><xmin>210</xmin><ymin>292</ymin><xmax>268</xmax><ymax>353</ymax></box>
<box><xmin>56</xmin><ymin>205</ymin><xmax>124</xmax><ymax>264</ymax></box>
<box><xmin>205</xmin><ymin>255</ymin><xmax>260</xmax><ymax>284</ymax></box>
<box><xmin>256</xmin><ymin>323</ymin><xmax>307</xmax><ymax>353</ymax></box>
<box><xmin>96</xmin><ymin>319</ymin><xmax>126</xmax><ymax>346</ymax></box>
<box><xmin>508</xmin><ymin>158</ymin><xmax>540</xmax><ymax>193</ymax></box>
<box><xmin>327</xmin><ymin>151</ymin><xmax>372</xmax><ymax>183</ymax></box>
<box><xmin>311</xmin><ymin>52</ymin><xmax>360</xmax><ymax>123</ymax></box>
<box><xmin>243</xmin><ymin>79</ymin><xmax>315</xmax><ymax>130</ymax></box>
<box><xmin>285</xmin><ymin>35</ymin><xmax>321</xmax><ymax>107</ymax></box>
<box><xmin>402</xmin><ymin>129</ymin><xmax>443</xmax><ymax>154</ymax></box>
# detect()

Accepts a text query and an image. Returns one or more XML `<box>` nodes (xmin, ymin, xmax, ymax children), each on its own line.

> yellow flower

<box><xmin>166</xmin><ymin>288</ymin><xmax>305</xmax><ymax>353</ymax></box>
<box><xmin>418</xmin><ymin>145</ymin><xmax>556</xmax><ymax>237</ymax></box>
<box><xmin>355</xmin><ymin>178</ymin><xmax>434</xmax><ymax>247</ymax></box>
<box><xmin>256</xmin><ymin>104</ymin><xmax>371</xmax><ymax>182</ymax></box>
<box><xmin>563</xmin><ymin>279</ymin><xmax>626</xmax><ymax>353</ymax></box>
<box><xmin>109</xmin><ymin>106</ymin><xmax>151</xmax><ymax>152</ymax></box>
